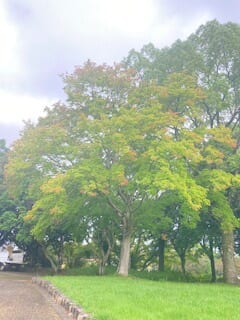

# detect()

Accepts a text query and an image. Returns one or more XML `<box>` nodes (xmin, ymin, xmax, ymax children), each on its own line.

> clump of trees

<box><xmin>1</xmin><ymin>20</ymin><xmax>240</xmax><ymax>283</ymax></box>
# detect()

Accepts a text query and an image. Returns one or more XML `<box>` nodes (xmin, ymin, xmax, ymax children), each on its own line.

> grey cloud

<box><xmin>5</xmin><ymin>0</ymin><xmax>133</xmax><ymax>98</ymax></box>
<box><xmin>158</xmin><ymin>0</ymin><xmax>240</xmax><ymax>24</ymax></box>
<box><xmin>4</xmin><ymin>0</ymin><xmax>240</xmax><ymax>100</ymax></box>
<box><xmin>0</xmin><ymin>123</ymin><xmax>22</xmax><ymax>146</ymax></box>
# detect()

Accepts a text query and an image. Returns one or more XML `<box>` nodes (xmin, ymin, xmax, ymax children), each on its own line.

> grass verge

<box><xmin>45</xmin><ymin>274</ymin><xmax>240</xmax><ymax>320</ymax></box>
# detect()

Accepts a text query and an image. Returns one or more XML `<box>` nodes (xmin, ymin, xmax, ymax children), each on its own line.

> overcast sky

<box><xmin>1</xmin><ymin>0</ymin><xmax>240</xmax><ymax>145</ymax></box>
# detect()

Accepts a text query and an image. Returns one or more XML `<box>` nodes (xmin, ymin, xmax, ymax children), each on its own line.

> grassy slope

<box><xmin>45</xmin><ymin>275</ymin><xmax>240</xmax><ymax>320</ymax></box>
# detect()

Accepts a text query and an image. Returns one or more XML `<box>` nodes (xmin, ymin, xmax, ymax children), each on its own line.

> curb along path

<box><xmin>32</xmin><ymin>278</ymin><xmax>90</xmax><ymax>320</ymax></box>
<box><xmin>0</xmin><ymin>272</ymin><xmax>90</xmax><ymax>320</ymax></box>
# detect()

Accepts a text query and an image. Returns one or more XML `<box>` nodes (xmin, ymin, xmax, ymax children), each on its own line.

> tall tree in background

<box><xmin>183</xmin><ymin>20</ymin><xmax>240</xmax><ymax>284</ymax></box>
<box><xmin>0</xmin><ymin>139</ymin><xmax>17</xmax><ymax>245</ymax></box>
<box><xmin>124</xmin><ymin>20</ymin><xmax>240</xmax><ymax>283</ymax></box>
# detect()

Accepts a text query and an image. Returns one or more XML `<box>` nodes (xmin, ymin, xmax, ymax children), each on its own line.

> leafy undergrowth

<box><xmin>60</xmin><ymin>266</ymin><xmax>217</xmax><ymax>282</ymax></box>
<box><xmin>45</xmin><ymin>273</ymin><xmax>240</xmax><ymax>320</ymax></box>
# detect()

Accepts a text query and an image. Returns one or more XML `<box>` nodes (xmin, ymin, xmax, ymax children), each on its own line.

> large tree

<box><xmin>5</xmin><ymin>22</ymin><xmax>240</xmax><ymax>280</ymax></box>
<box><xmin>124</xmin><ymin>20</ymin><xmax>240</xmax><ymax>283</ymax></box>
<box><xmin>6</xmin><ymin>64</ymin><xmax>212</xmax><ymax>276</ymax></box>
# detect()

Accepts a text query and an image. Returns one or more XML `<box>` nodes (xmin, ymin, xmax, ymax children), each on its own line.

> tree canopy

<box><xmin>3</xmin><ymin>20</ymin><xmax>240</xmax><ymax>282</ymax></box>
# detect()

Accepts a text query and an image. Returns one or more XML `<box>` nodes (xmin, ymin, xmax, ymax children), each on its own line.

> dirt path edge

<box><xmin>32</xmin><ymin>277</ymin><xmax>90</xmax><ymax>320</ymax></box>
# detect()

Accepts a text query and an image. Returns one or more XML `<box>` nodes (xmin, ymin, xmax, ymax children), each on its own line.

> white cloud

<box><xmin>0</xmin><ymin>90</ymin><xmax>55</xmax><ymax>124</ymax></box>
<box><xmin>0</xmin><ymin>0</ymin><xmax>236</xmax><ymax>135</ymax></box>
<box><xmin>0</xmin><ymin>2</ymin><xmax>20</xmax><ymax>74</ymax></box>
<box><xmin>149</xmin><ymin>12</ymin><xmax>213</xmax><ymax>48</ymax></box>
<box><xmin>21</xmin><ymin>0</ymin><xmax>157</xmax><ymax>38</ymax></box>
<box><xmin>95</xmin><ymin>0</ymin><xmax>157</xmax><ymax>35</ymax></box>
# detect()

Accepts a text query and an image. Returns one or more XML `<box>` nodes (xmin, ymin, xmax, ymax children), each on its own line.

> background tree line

<box><xmin>1</xmin><ymin>20</ymin><xmax>240</xmax><ymax>283</ymax></box>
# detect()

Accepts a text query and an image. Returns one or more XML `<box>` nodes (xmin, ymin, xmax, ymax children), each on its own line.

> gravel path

<box><xmin>0</xmin><ymin>272</ymin><xmax>71</xmax><ymax>320</ymax></box>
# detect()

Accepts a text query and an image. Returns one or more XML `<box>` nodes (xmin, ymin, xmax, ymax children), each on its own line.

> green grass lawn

<box><xmin>45</xmin><ymin>275</ymin><xmax>240</xmax><ymax>320</ymax></box>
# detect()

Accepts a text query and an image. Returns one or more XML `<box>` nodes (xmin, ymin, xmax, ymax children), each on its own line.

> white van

<box><xmin>0</xmin><ymin>245</ymin><xmax>25</xmax><ymax>271</ymax></box>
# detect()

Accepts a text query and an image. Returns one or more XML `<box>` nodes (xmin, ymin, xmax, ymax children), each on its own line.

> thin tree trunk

<box><xmin>98</xmin><ymin>254</ymin><xmax>107</xmax><ymax>275</ymax></box>
<box><xmin>222</xmin><ymin>230</ymin><xmax>237</xmax><ymax>284</ymax></box>
<box><xmin>180</xmin><ymin>253</ymin><xmax>186</xmax><ymax>276</ymax></box>
<box><xmin>158</xmin><ymin>237</ymin><xmax>165</xmax><ymax>272</ymax></box>
<box><xmin>98</xmin><ymin>262</ymin><xmax>105</xmax><ymax>276</ymax></box>
<box><xmin>118</xmin><ymin>231</ymin><xmax>131</xmax><ymax>276</ymax></box>
<box><xmin>41</xmin><ymin>247</ymin><xmax>58</xmax><ymax>274</ymax></box>
<box><xmin>209</xmin><ymin>239</ymin><xmax>216</xmax><ymax>282</ymax></box>
<box><xmin>98</xmin><ymin>238</ymin><xmax>112</xmax><ymax>276</ymax></box>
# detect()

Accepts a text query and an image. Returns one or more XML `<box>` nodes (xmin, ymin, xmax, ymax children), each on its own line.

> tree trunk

<box><xmin>180</xmin><ymin>253</ymin><xmax>186</xmax><ymax>276</ymax></box>
<box><xmin>118</xmin><ymin>231</ymin><xmax>131</xmax><ymax>276</ymax></box>
<box><xmin>222</xmin><ymin>230</ymin><xmax>237</xmax><ymax>284</ymax></box>
<box><xmin>158</xmin><ymin>237</ymin><xmax>165</xmax><ymax>272</ymax></box>
<box><xmin>98</xmin><ymin>261</ymin><xmax>105</xmax><ymax>276</ymax></box>
<box><xmin>209</xmin><ymin>239</ymin><xmax>216</xmax><ymax>282</ymax></box>
<box><xmin>98</xmin><ymin>238</ymin><xmax>112</xmax><ymax>276</ymax></box>
<box><xmin>41</xmin><ymin>246</ymin><xmax>58</xmax><ymax>274</ymax></box>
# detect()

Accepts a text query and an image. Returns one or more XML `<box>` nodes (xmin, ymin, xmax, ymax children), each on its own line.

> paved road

<box><xmin>0</xmin><ymin>272</ymin><xmax>71</xmax><ymax>320</ymax></box>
